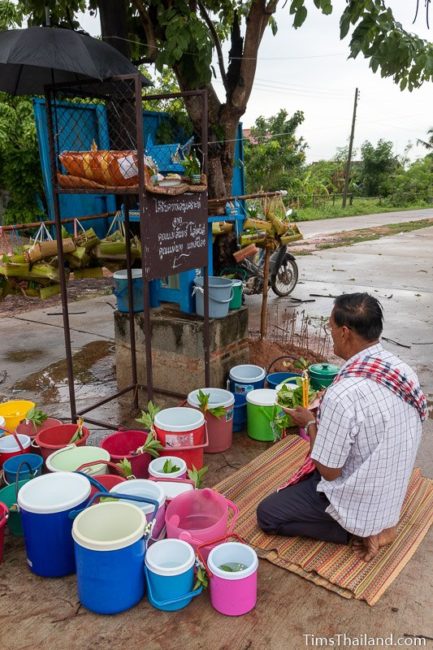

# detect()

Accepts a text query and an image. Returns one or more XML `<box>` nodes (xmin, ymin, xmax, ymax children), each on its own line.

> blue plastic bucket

<box><xmin>113</xmin><ymin>269</ymin><xmax>144</xmax><ymax>313</ymax></box>
<box><xmin>266</xmin><ymin>372</ymin><xmax>301</xmax><ymax>389</ymax></box>
<box><xmin>72</xmin><ymin>499</ymin><xmax>150</xmax><ymax>614</ymax></box>
<box><xmin>229</xmin><ymin>365</ymin><xmax>266</xmax><ymax>396</ymax></box>
<box><xmin>3</xmin><ymin>453</ymin><xmax>43</xmax><ymax>484</ymax></box>
<box><xmin>145</xmin><ymin>538</ymin><xmax>202</xmax><ymax>611</ymax></box>
<box><xmin>17</xmin><ymin>472</ymin><xmax>91</xmax><ymax>577</ymax></box>
<box><xmin>194</xmin><ymin>276</ymin><xmax>233</xmax><ymax>319</ymax></box>
<box><xmin>232</xmin><ymin>393</ymin><xmax>247</xmax><ymax>432</ymax></box>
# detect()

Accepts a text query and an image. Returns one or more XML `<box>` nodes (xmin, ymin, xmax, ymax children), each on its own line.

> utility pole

<box><xmin>342</xmin><ymin>87</ymin><xmax>359</xmax><ymax>208</ymax></box>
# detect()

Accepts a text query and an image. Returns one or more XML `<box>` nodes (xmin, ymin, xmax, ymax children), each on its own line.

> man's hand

<box><xmin>282</xmin><ymin>406</ymin><xmax>315</xmax><ymax>428</ymax></box>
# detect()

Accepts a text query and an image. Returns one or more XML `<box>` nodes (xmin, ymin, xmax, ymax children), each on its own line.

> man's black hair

<box><xmin>333</xmin><ymin>293</ymin><xmax>383</xmax><ymax>341</ymax></box>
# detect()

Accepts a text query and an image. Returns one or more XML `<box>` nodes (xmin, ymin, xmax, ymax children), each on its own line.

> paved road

<box><xmin>299</xmin><ymin>207</ymin><xmax>433</xmax><ymax>238</ymax></box>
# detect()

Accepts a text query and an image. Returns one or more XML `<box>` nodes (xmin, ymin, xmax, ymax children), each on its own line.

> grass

<box><xmin>296</xmin><ymin>198</ymin><xmax>432</xmax><ymax>222</ymax></box>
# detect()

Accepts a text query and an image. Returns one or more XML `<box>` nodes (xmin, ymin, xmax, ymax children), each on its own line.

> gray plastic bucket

<box><xmin>194</xmin><ymin>277</ymin><xmax>233</xmax><ymax>319</ymax></box>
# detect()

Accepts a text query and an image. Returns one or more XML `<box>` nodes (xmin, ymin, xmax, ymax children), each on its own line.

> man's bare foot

<box><xmin>353</xmin><ymin>526</ymin><xmax>398</xmax><ymax>561</ymax></box>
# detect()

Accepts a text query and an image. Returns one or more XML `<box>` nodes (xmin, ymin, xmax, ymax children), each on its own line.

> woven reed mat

<box><xmin>213</xmin><ymin>435</ymin><xmax>433</xmax><ymax>605</ymax></box>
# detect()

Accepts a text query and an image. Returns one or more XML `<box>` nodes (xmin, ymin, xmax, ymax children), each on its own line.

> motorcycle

<box><xmin>226</xmin><ymin>244</ymin><xmax>299</xmax><ymax>297</ymax></box>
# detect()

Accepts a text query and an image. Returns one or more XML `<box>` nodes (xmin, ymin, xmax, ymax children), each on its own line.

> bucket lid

<box><xmin>187</xmin><ymin>388</ymin><xmax>234</xmax><ymax>410</ymax></box>
<box><xmin>112</xmin><ymin>269</ymin><xmax>142</xmax><ymax>280</ymax></box>
<box><xmin>145</xmin><ymin>538</ymin><xmax>195</xmax><ymax>576</ymax></box>
<box><xmin>109</xmin><ymin>479</ymin><xmax>165</xmax><ymax>512</ymax></box>
<box><xmin>72</xmin><ymin>501</ymin><xmax>146</xmax><ymax>551</ymax></box>
<box><xmin>17</xmin><ymin>471</ymin><xmax>90</xmax><ymax>514</ymax></box>
<box><xmin>0</xmin><ymin>434</ymin><xmax>30</xmax><ymax>452</ymax></box>
<box><xmin>246</xmin><ymin>389</ymin><xmax>277</xmax><ymax>406</ymax></box>
<box><xmin>153</xmin><ymin>480</ymin><xmax>194</xmax><ymax>501</ymax></box>
<box><xmin>309</xmin><ymin>363</ymin><xmax>340</xmax><ymax>378</ymax></box>
<box><xmin>229</xmin><ymin>364</ymin><xmax>266</xmax><ymax>383</ymax></box>
<box><xmin>154</xmin><ymin>407</ymin><xmax>204</xmax><ymax>432</ymax></box>
<box><xmin>45</xmin><ymin>445</ymin><xmax>110</xmax><ymax>473</ymax></box>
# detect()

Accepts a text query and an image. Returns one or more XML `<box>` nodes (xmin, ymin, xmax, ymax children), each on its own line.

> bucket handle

<box><xmin>192</xmin><ymin>285</ymin><xmax>234</xmax><ymax>305</ymax></box>
<box><xmin>196</xmin><ymin>532</ymin><xmax>247</xmax><ymax>578</ymax></box>
<box><xmin>0</xmin><ymin>426</ymin><xmax>25</xmax><ymax>451</ymax></box>
<box><xmin>4</xmin><ymin>460</ymin><xmax>38</xmax><ymax>485</ymax></box>
<box><xmin>68</xmin><ymin>491</ymin><xmax>159</xmax><ymax>527</ymax></box>
<box><xmin>225</xmin><ymin>497</ymin><xmax>240</xmax><ymax>534</ymax></box>
<box><xmin>76</xmin><ymin>460</ymin><xmax>128</xmax><ymax>477</ymax></box>
<box><xmin>158</xmin><ymin>423</ymin><xmax>209</xmax><ymax>453</ymax></box>
<box><xmin>176</xmin><ymin>494</ymin><xmax>239</xmax><ymax>550</ymax></box>
<box><xmin>143</xmin><ymin>564</ymin><xmax>203</xmax><ymax>608</ymax></box>
<box><xmin>74</xmin><ymin>471</ymin><xmax>111</xmax><ymax>494</ymax></box>
<box><xmin>266</xmin><ymin>355</ymin><xmax>300</xmax><ymax>376</ymax></box>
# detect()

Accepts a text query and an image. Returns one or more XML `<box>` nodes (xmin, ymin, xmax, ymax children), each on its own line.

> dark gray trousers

<box><xmin>256</xmin><ymin>471</ymin><xmax>350</xmax><ymax>544</ymax></box>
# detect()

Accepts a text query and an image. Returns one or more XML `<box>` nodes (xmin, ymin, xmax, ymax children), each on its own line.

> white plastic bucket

<box><xmin>109</xmin><ymin>479</ymin><xmax>166</xmax><ymax>539</ymax></box>
<box><xmin>148</xmin><ymin>456</ymin><xmax>187</xmax><ymax>480</ymax></box>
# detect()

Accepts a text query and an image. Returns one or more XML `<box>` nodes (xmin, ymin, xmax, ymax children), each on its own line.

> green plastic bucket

<box><xmin>0</xmin><ymin>478</ymin><xmax>29</xmax><ymax>536</ymax></box>
<box><xmin>246</xmin><ymin>389</ymin><xmax>278</xmax><ymax>442</ymax></box>
<box><xmin>229</xmin><ymin>280</ymin><xmax>243</xmax><ymax>310</ymax></box>
<box><xmin>45</xmin><ymin>445</ymin><xmax>111</xmax><ymax>475</ymax></box>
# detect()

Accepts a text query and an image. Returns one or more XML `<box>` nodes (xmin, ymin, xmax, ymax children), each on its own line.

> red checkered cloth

<box><xmin>277</xmin><ymin>355</ymin><xmax>427</xmax><ymax>491</ymax></box>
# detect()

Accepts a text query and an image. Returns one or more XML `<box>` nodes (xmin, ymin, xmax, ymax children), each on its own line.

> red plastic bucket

<box><xmin>76</xmin><ymin>460</ymin><xmax>127</xmax><ymax>499</ymax></box>
<box><xmin>187</xmin><ymin>388</ymin><xmax>234</xmax><ymax>453</ymax></box>
<box><xmin>33</xmin><ymin>424</ymin><xmax>90</xmax><ymax>461</ymax></box>
<box><xmin>154</xmin><ymin>408</ymin><xmax>207</xmax><ymax>470</ymax></box>
<box><xmin>100</xmin><ymin>430</ymin><xmax>151</xmax><ymax>478</ymax></box>
<box><xmin>0</xmin><ymin>433</ymin><xmax>31</xmax><ymax>468</ymax></box>
<box><xmin>0</xmin><ymin>502</ymin><xmax>9</xmax><ymax>563</ymax></box>
<box><xmin>16</xmin><ymin>417</ymin><xmax>62</xmax><ymax>439</ymax></box>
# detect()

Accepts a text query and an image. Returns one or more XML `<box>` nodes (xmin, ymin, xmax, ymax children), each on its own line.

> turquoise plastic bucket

<box><xmin>113</xmin><ymin>269</ymin><xmax>144</xmax><ymax>313</ymax></box>
<box><xmin>266</xmin><ymin>372</ymin><xmax>301</xmax><ymax>389</ymax></box>
<box><xmin>194</xmin><ymin>276</ymin><xmax>233</xmax><ymax>318</ymax></box>
<box><xmin>246</xmin><ymin>389</ymin><xmax>278</xmax><ymax>442</ymax></box>
<box><xmin>145</xmin><ymin>538</ymin><xmax>202</xmax><ymax>611</ymax></box>
<box><xmin>229</xmin><ymin>280</ymin><xmax>243</xmax><ymax>310</ymax></box>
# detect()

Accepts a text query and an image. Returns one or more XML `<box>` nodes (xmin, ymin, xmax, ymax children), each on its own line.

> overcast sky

<box><xmin>79</xmin><ymin>1</ymin><xmax>433</xmax><ymax>163</ymax></box>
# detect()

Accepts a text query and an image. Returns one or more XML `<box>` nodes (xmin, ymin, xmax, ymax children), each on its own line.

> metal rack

<box><xmin>45</xmin><ymin>74</ymin><xmax>210</xmax><ymax>428</ymax></box>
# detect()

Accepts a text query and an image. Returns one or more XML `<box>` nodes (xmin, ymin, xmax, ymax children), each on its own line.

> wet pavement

<box><xmin>0</xmin><ymin>215</ymin><xmax>432</xmax><ymax>649</ymax></box>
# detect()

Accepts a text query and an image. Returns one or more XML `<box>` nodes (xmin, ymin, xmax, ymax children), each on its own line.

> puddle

<box><xmin>5</xmin><ymin>349</ymin><xmax>45</xmax><ymax>362</ymax></box>
<box><xmin>13</xmin><ymin>340</ymin><xmax>116</xmax><ymax>404</ymax></box>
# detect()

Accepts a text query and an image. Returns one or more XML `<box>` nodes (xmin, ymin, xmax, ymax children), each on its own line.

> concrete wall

<box><xmin>114</xmin><ymin>305</ymin><xmax>250</xmax><ymax>394</ymax></box>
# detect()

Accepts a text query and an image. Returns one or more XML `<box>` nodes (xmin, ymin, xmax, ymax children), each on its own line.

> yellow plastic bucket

<box><xmin>0</xmin><ymin>400</ymin><xmax>35</xmax><ymax>433</ymax></box>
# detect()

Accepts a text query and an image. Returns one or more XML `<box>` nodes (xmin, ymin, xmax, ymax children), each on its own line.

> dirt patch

<box><xmin>248</xmin><ymin>337</ymin><xmax>328</xmax><ymax>373</ymax></box>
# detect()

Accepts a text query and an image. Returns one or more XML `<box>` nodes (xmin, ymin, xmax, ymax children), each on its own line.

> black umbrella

<box><xmin>0</xmin><ymin>26</ymin><xmax>151</xmax><ymax>95</ymax></box>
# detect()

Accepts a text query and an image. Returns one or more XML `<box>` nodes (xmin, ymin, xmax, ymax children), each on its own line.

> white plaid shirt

<box><xmin>311</xmin><ymin>343</ymin><xmax>423</xmax><ymax>537</ymax></box>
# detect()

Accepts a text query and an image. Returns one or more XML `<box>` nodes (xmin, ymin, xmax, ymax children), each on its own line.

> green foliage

<box><xmin>359</xmin><ymin>139</ymin><xmax>401</xmax><ymax>196</ymax></box>
<box><xmin>187</xmin><ymin>464</ymin><xmax>208</xmax><ymax>488</ymax></box>
<box><xmin>385</xmin><ymin>157</ymin><xmax>433</xmax><ymax>206</ymax></box>
<box><xmin>193</xmin><ymin>565</ymin><xmax>209</xmax><ymax>590</ymax></box>
<box><xmin>0</xmin><ymin>95</ymin><xmax>45</xmax><ymax>224</ymax></box>
<box><xmin>25</xmin><ymin>407</ymin><xmax>48</xmax><ymax>426</ymax></box>
<box><xmin>135</xmin><ymin>431</ymin><xmax>164</xmax><ymax>459</ymax></box>
<box><xmin>162</xmin><ymin>459</ymin><xmax>181</xmax><ymax>473</ymax></box>
<box><xmin>115</xmin><ymin>458</ymin><xmax>134</xmax><ymax>478</ymax></box>
<box><xmin>196</xmin><ymin>389</ymin><xmax>226</xmax><ymax>418</ymax></box>
<box><xmin>136</xmin><ymin>401</ymin><xmax>161</xmax><ymax>431</ymax></box>
<box><xmin>244</xmin><ymin>109</ymin><xmax>307</xmax><ymax>193</ymax></box>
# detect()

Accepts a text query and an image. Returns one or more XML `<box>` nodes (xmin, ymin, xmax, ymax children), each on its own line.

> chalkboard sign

<box><xmin>142</xmin><ymin>192</ymin><xmax>208</xmax><ymax>280</ymax></box>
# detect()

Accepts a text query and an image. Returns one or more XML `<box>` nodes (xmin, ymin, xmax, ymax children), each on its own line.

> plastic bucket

<box><xmin>246</xmin><ymin>389</ymin><xmax>278</xmax><ymax>442</ymax></box>
<box><xmin>16</xmin><ymin>417</ymin><xmax>62</xmax><ymax>439</ymax></box>
<box><xmin>229</xmin><ymin>280</ymin><xmax>243</xmax><ymax>310</ymax></box>
<box><xmin>232</xmin><ymin>393</ymin><xmax>247</xmax><ymax>433</ymax></box>
<box><xmin>149</xmin><ymin>478</ymin><xmax>195</xmax><ymax>503</ymax></box>
<box><xmin>33</xmin><ymin>423</ymin><xmax>90</xmax><ymax>462</ymax></box>
<box><xmin>145</xmin><ymin>539</ymin><xmax>201</xmax><ymax>611</ymax></box>
<box><xmin>194</xmin><ymin>276</ymin><xmax>233</xmax><ymax>319</ymax></box>
<box><xmin>17</xmin><ymin>472</ymin><xmax>91</xmax><ymax>576</ymax></box>
<box><xmin>0</xmin><ymin>433</ymin><xmax>31</xmax><ymax>468</ymax></box>
<box><xmin>100</xmin><ymin>430</ymin><xmax>151</xmax><ymax>478</ymax></box>
<box><xmin>229</xmin><ymin>365</ymin><xmax>266</xmax><ymax>396</ymax></box>
<box><xmin>109</xmin><ymin>479</ymin><xmax>166</xmax><ymax>540</ymax></box>
<box><xmin>72</xmin><ymin>500</ymin><xmax>148</xmax><ymax>614</ymax></box>
<box><xmin>207</xmin><ymin>542</ymin><xmax>258</xmax><ymax>616</ymax></box>
<box><xmin>87</xmin><ymin>474</ymin><xmax>126</xmax><ymax>499</ymax></box>
<box><xmin>148</xmin><ymin>456</ymin><xmax>187</xmax><ymax>480</ymax></box>
<box><xmin>46</xmin><ymin>445</ymin><xmax>110</xmax><ymax>475</ymax></box>
<box><xmin>3</xmin><ymin>453</ymin><xmax>43</xmax><ymax>484</ymax></box>
<box><xmin>0</xmin><ymin>400</ymin><xmax>35</xmax><ymax>432</ymax></box>
<box><xmin>154</xmin><ymin>407</ymin><xmax>207</xmax><ymax>470</ymax></box>
<box><xmin>266</xmin><ymin>371</ymin><xmax>301</xmax><ymax>389</ymax></box>
<box><xmin>0</xmin><ymin>415</ymin><xmax>4</xmax><ymax>432</ymax></box>
<box><xmin>187</xmin><ymin>388</ymin><xmax>234</xmax><ymax>453</ymax></box>
<box><xmin>0</xmin><ymin>478</ymin><xmax>29</xmax><ymax>536</ymax></box>
<box><xmin>0</xmin><ymin>502</ymin><xmax>8</xmax><ymax>563</ymax></box>
<box><xmin>113</xmin><ymin>269</ymin><xmax>144</xmax><ymax>313</ymax></box>
<box><xmin>165</xmin><ymin>487</ymin><xmax>238</xmax><ymax>560</ymax></box>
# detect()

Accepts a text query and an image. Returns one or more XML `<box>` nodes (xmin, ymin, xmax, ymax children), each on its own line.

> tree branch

<box><xmin>198</xmin><ymin>0</ymin><xmax>228</xmax><ymax>92</ymax></box>
<box><xmin>131</xmin><ymin>0</ymin><xmax>158</xmax><ymax>62</ymax></box>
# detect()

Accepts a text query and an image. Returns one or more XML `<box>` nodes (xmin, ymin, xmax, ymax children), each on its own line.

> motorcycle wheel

<box><xmin>270</xmin><ymin>258</ymin><xmax>298</xmax><ymax>297</ymax></box>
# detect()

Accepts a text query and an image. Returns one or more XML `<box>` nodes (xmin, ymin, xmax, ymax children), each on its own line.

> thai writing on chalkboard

<box><xmin>142</xmin><ymin>192</ymin><xmax>208</xmax><ymax>280</ymax></box>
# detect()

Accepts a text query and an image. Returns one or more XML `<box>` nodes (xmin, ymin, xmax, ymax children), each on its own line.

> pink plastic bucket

<box><xmin>33</xmin><ymin>424</ymin><xmax>90</xmax><ymax>461</ymax></box>
<box><xmin>206</xmin><ymin>541</ymin><xmax>258</xmax><ymax>616</ymax></box>
<box><xmin>154</xmin><ymin>408</ymin><xmax>207</xmax><ymax>470</ymax></box>
<box><xmin>100</xmin><ymin>430</ymin><xmax>151</xmax><ymax>478</ymax></box>
<box><xmin>109</xmin><ymin>479</ymin><xmax>166</xmax><ymax>540</ymax></box>
<box><xmin>0</xmin><ymin>502</ymin><xmax>9</xmax><ymax>563</ymax></box>
<box><xmin>165</xmin><ymin>488</ymin><xmax>238</xmax><ymax>560</ymax></box>
<box><xmin>187</xmin><ymin>388</ymin><xmax>234</xmax><ymax>453</ymax></box>
<box><xmin>16</xmin><ymin>418</ymin><xmax>62</xmax><ymax>439</ymax></box>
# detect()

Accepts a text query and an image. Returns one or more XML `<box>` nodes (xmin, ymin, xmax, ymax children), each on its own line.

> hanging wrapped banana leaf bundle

<box><xmin>279</xmin><ymin>224</ymin><xmax>303</xmax><ymax>245</ymax></box>
<box><xmin>262</xmin><ymin>195</ymin><xmax>290</xmax><ymax>236</ymax></box>
<box><xmin>0</xmin><ymin>259</ymin><xmax>60</xmax><ymax>282</ymax></box>
<box><xmin>212</xmin><ymin>221</ymin><xmax>234</xmax><ymax>235</ymax></box>
<box><xmin>243</xmin><ymin>217</ymin><xmax>274</xmax><ymax>233</ymax></box>
<box><xmin>72</xmin><ymin>267</ymin><xmax>104</xmax><ymax>280</ymax></box>
<box><xmin>239</xmin><ymin>229</ymin><xmax>267</xmax><ymax>246</ymax></box>
<box><xmin>74</xmin><ymin>227</ymin><xmax>100</xmax><ymax>252</ymax></box>
<box><xmin>93</xmin><ymin>232</ymin><xmax>141</xmax><ymax>262</ymax></box>
<box><xmin>25</xmin><ymin>237</ymin><xmax>76</xmax><ymax>263</ymax></box>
